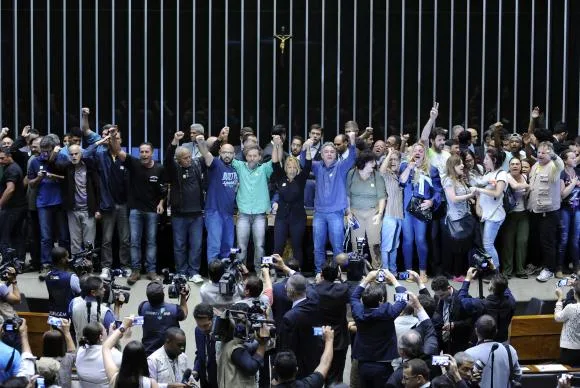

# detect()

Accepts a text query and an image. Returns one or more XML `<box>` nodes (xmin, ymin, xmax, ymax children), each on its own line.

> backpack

<box><xmin>496</xmin><ymin>170</ymin><xmax>517</xmax><ymax>213</ymax></box>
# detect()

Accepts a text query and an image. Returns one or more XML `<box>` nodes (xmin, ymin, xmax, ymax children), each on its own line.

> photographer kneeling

<box><xmin>0</xmin><ymin>265</ymin><xmax>22</xmax><ymax>350</ymax></box>
<box><xmin>216</xmin><ymin>303</ymin><xmax>273</xmax><ymax>388</ymax></box>
<box><xmin>200</xmin><ymin>259</ymin><xmax>247</xmax><ymax>314</ymax></box>
<box><xmin>139</xmin><ymin>281</ymin><xmax>189</xmax><ymax>356</ymax></box>
<box><xmin>45</xmin><ymin>247</ymin><xmax>82</xmax><ymax>318</ymax></box>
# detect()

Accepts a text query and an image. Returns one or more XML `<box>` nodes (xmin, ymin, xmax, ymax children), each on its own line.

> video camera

<box><xmin>69</xmin><ymin>242</ymin><xmax>100</xmax><ymax>275</ymax></box>
<box><xmin>0</xmin><ymin>248</ymin><xmax>23</xmax><ymax>282</ymax></box>
<box><xmin>103</xmin><ymin>268</ymin><xmax>131</xmax><ymax>304</ymax></box>
<box><xmin>162</xmin><ymin>269</ymin><xmax>189</xmax><ymax>299</ymax></box>
<box><xmin>212</xmin><ymin>300</ymin><xmax>276</xmax><ymax>342</ymax></box>
<box><xmin>2</xmin><ymin>317</ymin><xmax>23</xmax><ymax>332</ymax></box>
<box><xmin>346</xmin><ymin>237</ymin><xmax>370</xmax><ymax>282</ymax></box>
<box><xmin>472</xmin><ymin>249</ymin><xmax>494</xmax><ymax>274</ymax></box>
<box><xmin>219</xmin><ymin>248</ymin><xmax>244</xmax><ymax>296</ymax></box>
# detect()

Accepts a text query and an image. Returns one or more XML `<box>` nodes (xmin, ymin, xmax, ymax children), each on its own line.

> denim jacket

<box><xmin>399</xmin><ymin>162</ymin><xmax>443</xmax><ymax>211</ymax></box>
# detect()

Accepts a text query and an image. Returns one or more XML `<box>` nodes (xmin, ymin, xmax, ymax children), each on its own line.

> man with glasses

<box><xmin>197</xmin><ymin>135</ymin><xmax>239</xmax><ymax>263</ymax></box>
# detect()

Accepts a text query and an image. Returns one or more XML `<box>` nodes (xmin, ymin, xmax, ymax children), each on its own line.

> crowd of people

<box><xmin>0</xmin><ymin>102</ymin><xmax>578</xmax><ymax>387</ymax></box>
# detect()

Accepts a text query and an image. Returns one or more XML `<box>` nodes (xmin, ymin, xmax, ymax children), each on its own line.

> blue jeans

<box><xmin>483</xmin><ymin>219</ymin><xmax>503</xmax><ymax>269</ymax></box>
<box><xmin>402</xmin><ymin>212</ymin><xmax>429</xmax><ymax>271</ymax></box>
<box><xmin>381</xmin><ymin>216</ymin><xmax>402</xmax><ymax>273</ymax></box>
<box><xmin>129</xmin><ymin>209</ymin><xmax>159</xmax><ymax>272</ymax></box>
<box><xmin>38</xmin><ymin>206</ymin><xmax>70</xmax><ymax>265</ymax></box>
<box><xmin>205</xmin><ymin>209</ymin><xmax>235</xmax><ymax>262</ymax></box>
<box><xmin>172</xmin><ymin>214</ymin><xmax>204</xmax><ymax>276</ymax></box>
<box><xmin>559</xmin><ymin>207</ymin><xmax>580</xmax><ymax>269</ymax></box>
<box><xmin>313</xmin><ymin>210</ymin><xmax>345</xmax><ymax>273</ymax></box>
<box><xmin>236</xmin><ymin>213</ymin><xmax>267</xmax><ymax>269</ymax></box>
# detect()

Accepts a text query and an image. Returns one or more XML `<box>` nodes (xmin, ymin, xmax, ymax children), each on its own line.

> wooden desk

<box><xmin>510</xmin><ymin>314</ymin><xmax>563</xmax><ymax>362</ymax></box>
<box><xmin>18</xmin><ymin>312</ymin><xmax>49</xmax><ymax>356</ymax></box>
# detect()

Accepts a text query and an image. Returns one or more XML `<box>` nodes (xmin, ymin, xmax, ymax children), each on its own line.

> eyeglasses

<box><xmin>402</xmin><ymin>374</ymin><xmax>419</xmax><ymax>382</ymax></box>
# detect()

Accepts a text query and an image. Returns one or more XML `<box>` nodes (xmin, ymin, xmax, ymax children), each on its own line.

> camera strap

<box><xmin>4</xmin><ymin>347</ymin><xmax>15</xmax><ymax>373</ymax></box>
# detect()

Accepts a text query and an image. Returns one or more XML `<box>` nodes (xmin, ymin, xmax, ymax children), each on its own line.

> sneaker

<box><xmin>525</xmin><ymin>263</ymin><xmax>538</xmax><ymax>276</ymax></box>
<box><xmin>189</xmin><ymin>274</ymin><xmax>204</xmax><ymax>284</ymax></box>
<box><xmin>127</xmin><ymin>271</ymin><xmax>141</xmax><ymax>285</ymax></box>
<box><xmin>122</xmin><ymin>267</ymin><xmax>133</xmax><ymax>277</ymax></box>
<box><xmin>100</xmin><ymin>267</ymin><xmax>111</xmax><ymax>280</ymax></box>
<box><xmin>555</xmin><ymin>271</ymin><xmax>565</xmax><ymax>279</ymax></box>
<box><xmin>147</xmin><ymin>272</ymin><xmax>161</xmax><ymax>281</ymax></box>
<box><xmin>38</xmin><ymin>265</ymin><xmax>51</xmax><ymax>281</ymax></box>
<box><xmin>536</xmin><ymin>269</ymin><xmax>554</xmax><ymax>283</ymax></box>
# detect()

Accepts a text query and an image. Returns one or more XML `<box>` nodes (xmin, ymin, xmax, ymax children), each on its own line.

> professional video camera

<box><xmin>345</xmin><ymin>237</ymin><xmax>371</xmax><ymax>282</ymax></box>
<box><xmin>69</xmin><ymin>242</ymin><xmax>100</xmax><ymax>275</ymax></box>
<box><xmin>212</xmin><ymin>300</ymin><xmax>276</xmax><ymax>342</ymax></box>
<box><xmin>161</xmin><ymin>269</ymin><xmax>189</xmax><ymax>299</ymax></box>
<box><xmin>103</xmin><ymin>269</ymin><xmax>131</xmax><ymax>304</ymax></box>
<box><xmin>219</xmin><ymin>248</ymin><xmax>244</xmax><ymax>296</ymax></box>
<box><xmin>2</xmin><ymin>316</ymin><xmax>23</xmax><ymax>332</ymax></box>
<box><xmin>0</xmin><ymin>248</ymin><xmax>23</xmax><ymax>282</ymax></box>
<box><xmin>472</xmin><ymin>249</ymin><xmax>494</xmax><ymax>274</ymax></box>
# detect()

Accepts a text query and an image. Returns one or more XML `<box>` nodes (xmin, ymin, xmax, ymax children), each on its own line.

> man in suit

<box><xmin>271</xmin><ymin>256</ymin><xmax>302</xmax><ymax>328</ymax></box>
<box><xmin>278</xmin><ymin>273</ymin><xmax>324</xmax><ymax>379</ymax></box>
<box><xmin>431</xmin><ymin>276</ymin><xmax>475</xmax><ymax>355</ymax></box>
<box><xmin>308</xmin><ymin>124</ymin><xmax>324</xmax><ymax>162</ymax></box>
<box><xmin>262</xmin><ymin>124</ymin><xmax>288</xmax><ymax>163</ymax></box>
<box><xmin>314</xmin><ymin>262</ymin><xmax>353</xmax><ymax>385</ymax></box>
<box><xmin>193</xmin><ymin>303</ymin><xmax>217</xmax><ymax>388</ymax></box>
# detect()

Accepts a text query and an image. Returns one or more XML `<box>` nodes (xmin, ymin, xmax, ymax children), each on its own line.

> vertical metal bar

<box><xmin>304</xmin><ymin>2</ymin><xmax>308</xmax><ymax>136</ymax></box>
<box><xmin>450</xmin><ymin>0</ymin><xmax>455</xmax><ymax>132</ymax></box>
<box><xmin>144</xmin><ymin>0</ymin><xmax>148</xmax><ymax>142</ymax></box>
<box><xmin>256</xmin><ymin>0</ymin><xmax>261</xmax><ymax>139</ymax></box>
<box><xmin>496</xmin><ymin>0</ymin><xmax>501</xmax><ymax>122</ymax></box>
<box><xmin>192</xmin><ymin>0</ymin><xmax>196</xmax><ymax>122</ymax></box>
<box><xmin>47</xmin><ymin>0</ymin><xmax>50</xmax><ymax>132</ymax></box>
<box><xmin>480</xmin><ymin>0</ymin><xmax>486</xmax><ymax>135</ymax></box>
<box><xmin>273</xmin><ymin>0</ymin><xmax>277</xmax><ymax>126</ymax></box>
<box><xmin>465</xmin><ymin>0</ymin><xmax>470</xmax><ymax>131</ymax></box>
<box><xmin>30</xmin><ymin>0</ymin><xmax>34</xmax><ymax>128</ymax></box>
<box><xmin>513</xmin><ymin>0</ymin><xmax>519</xmax><ymax>132</ymax></box>
<box><xmin>208</xmin><ymin>2</ymin><xmax>212</xmax><ymax>134</ymax></box>
<box><xmin>161</xmin><ymin>0</ymin><xmax>164</xmax><ymax>159</ymax></box>
<box><xmin>176</xmin><ymin>0</ymin><xmax>179</xmax><ymax>130</ymax></box>
<box><xmin>128</xmin><ymin>0</ymin><xmax>132</xmax><ymax>149</ymax></box>
<box><xmin>383</xmin><ymin>0</ymin><xmax>389</xmax><ymax>138</ymax></box>
<box><xmin>63</xmin><ymin>0</ymin><xmax>66</xmax><ymax>132</ymax></box>
<box><xmin>112</xmin><ymin>0</ymin><xmax>115</xmax><ymax>123</ymax></box>
<box><xmin>240</xmin><ymin>0</ymin><xmax>244</xmax><ymax>126</ymax></box>
<box><xmin>399</xmin><ymin>0</ymin><xmax>405</xmax><ymax>134</ymax></box>
<box><xmin>13</xmin><ymin>0</ymin><xmax>18</xmax><ymax>131</ymax></box>
<box><xmin>80</xmin><ymin>0</ymin><xmax>83</xmax><ymax>126</ymax></box>
<box><xmin>95</xmin><ymin>0</ymin><xmax>99</xmax><ymax>126</ymax></box>
<box><xmin>321</xmin><ymin>0</ymin><xmax>325</xmax><ymax>127</ymax></box>
<box><xmin>225</xmin><ymin>0</ymin><xmax>229</xmax><ymax>126</ymax></box>
<box><xmin>352</xmin><ymin>0</ymin><xmax>357</xmax><ymax>120</ymax></box>
<box><xmin>0</xmin><ymin>2</ymin><xmax>3</xmax><ymax>127</ymax></box>
<box><xmin>416</xmin><ymin>0</ymin><xmax>421</xmax><ymax>137</ymax></box>
<box><xmin>530</xmin><ymin>0</ymin><xmax>535</xmax><ymax>112</ymax></box>
<box><xmin>289</xmin><ymin>0</ymin><xmax>294</xmax><ymax>149</ymax></box>
<box><xmin>562</xmin><ymin>0</ymin><xmax>568</xmax><ymax>120</ymax></box>
<box><xmin>545</xmin><ymin>0</ymin><xmax>551</xmax><ymax>125</ymax></box>
<box><xmin>368</xmin><ymin>0</ymin><xmax>373</xmax><ymax>125</ymax></box>
<box><xmin>336</xmin><ymin>0</ymin><xmax>341</xmax><ymax>131</ymax></box>
<box><xmin>433</xmin><ymin>0</ymin><xmax>437</xmax><ymax>103</ymax></box>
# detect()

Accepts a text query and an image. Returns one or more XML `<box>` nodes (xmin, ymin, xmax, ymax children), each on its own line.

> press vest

<box><xmin>138</xmin><ymin>302</ymin><xmax>181</xmax><ymax>356</ymax></box>
<box><xmin>46</xmin><ymin>269</ymin><xmax>75</xmax><ymax>318</ymax></box>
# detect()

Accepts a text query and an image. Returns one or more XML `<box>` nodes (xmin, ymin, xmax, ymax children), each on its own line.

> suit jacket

<box><xmin>234</xmin><ymin>145</ymin><xmax>245</xmax><ymax>161</ymax></box>
<box><xmin>314</xmin><ymin>281</ymin><xmax>353</xmax><ymax>351</ymax></box>
<box><xmin>272</xmin><ymin>278</ymin><xmax>292</xmax><ymax>328</ymax></box>
<box><xmin>279</xmin><ymin>297</ymin><xmax>324</xmax><ymax>379</ymax></box>
<box><xmin>194</xmin><ymin>327</ymin><xmax>218</xmax><ymax>388</ymax></box>
<box><xmin>432</xmin><ymin>288</ymin><xmax>475</xmax><ymax>354</ymax></box>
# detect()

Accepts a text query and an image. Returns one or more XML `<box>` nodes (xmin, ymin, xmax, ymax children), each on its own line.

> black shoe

<box><xmin>38</xmin><ymin>265</ymin><xmax>51</xmax><ymax>281</ymax></box>
<box><xmin>515</xmin><ymin>273</ymin><xmax>529</xmax><ymax>279</ymax></box>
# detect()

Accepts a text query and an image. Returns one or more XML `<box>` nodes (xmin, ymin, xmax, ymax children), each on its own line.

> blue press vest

<box><xmin>138</xmin><ymin>302</ymin><xmax>181</xmax><ymax>356</ymax></box>
<box><xmin>45</xmin><ymin>269</ymin><xmax>75</xmax><ymax>318</ymax></box>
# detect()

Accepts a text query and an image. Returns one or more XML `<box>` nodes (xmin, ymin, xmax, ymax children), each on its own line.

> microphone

<box><xmin>182</xmin><ymin>368</ymin><xmax>192</xmax><ymax>384</ymax></box>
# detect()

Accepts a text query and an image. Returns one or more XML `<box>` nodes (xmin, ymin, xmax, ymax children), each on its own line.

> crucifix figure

<box><xmin>274</xmin><ymin>26</ymin><xmax>292</xmax><ymax>55</ymax></box>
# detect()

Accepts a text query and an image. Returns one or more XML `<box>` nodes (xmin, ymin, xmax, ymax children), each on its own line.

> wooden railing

<box><xmin>18</xmin><ymin>312</ymin><xmax>49</xmax><ymax>356</ymax></box>
<box><xmin>509</xmin><ymin>314</ymin><xmax>563</xmax><ymax>362</ymax></box>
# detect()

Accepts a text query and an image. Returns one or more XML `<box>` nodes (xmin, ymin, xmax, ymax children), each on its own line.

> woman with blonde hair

<box><xmin>399</xmin><ymin>142</ymin><xmax>443</xmax><ymax>283</ymax></box>
<box><xmin>271</xmin><ymin>139</ymin><xmax>312</xmax><ymax>264</ymax></box>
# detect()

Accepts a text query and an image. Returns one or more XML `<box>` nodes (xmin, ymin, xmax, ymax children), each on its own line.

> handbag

<box><xmin>446</xmin><ymin>214</ymin><xmax>476</xmax><ymax>240</ymax></box>
<box><xmin>406</xmin><ymin>196</ymin><xmax>432</xmax><ymax>222</ymax></box>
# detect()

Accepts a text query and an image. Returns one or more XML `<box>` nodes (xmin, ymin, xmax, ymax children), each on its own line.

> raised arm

<box><xmin>527</xmin><ymin>106</ymin><xmax>540</xmax><ymax>135</ymax></box>
<box><xmin>102</xmin><ymin>317</ymin><xmax>133</xmax><ymax>382</ymax></box>
<box><xmin>197</xmin><ymin>135</ymin><xmax>214</xmax><ymax>167</ymax></box>
<box><xmin>420</xmin><ymin>102</ymin><xmax>439</xmax><ymax>147</ymax></box>
<box><xmin>379</xmin><ymin>148</ymin><xmax>394</xmax><ymax>174</ymax></box>
<box><xmin>271</xmin><ymin>135</ymin><xmax>283</xmax><ymax>164</ymax></box>
<box><xmin>109</xmin><ymin>126</ymin><xmax>127</xmax><ymax>162</ymax></box>
<box><xmin>314</xmin><ymin>326</ymin><xmax>335</xmax><ymax>379</ymax></box>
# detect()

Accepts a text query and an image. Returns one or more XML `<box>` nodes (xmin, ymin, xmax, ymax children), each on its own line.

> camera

<box><xmin>376</xmin><ymin>269</ymin><xmax>386</xmax><ymax>283</ymax></box>
<box><xmin>47</xmin><ymin>316</ymin><xmax>62</xmax><ymax>327</ymax></box>
<box><xmin>103</xmin><ymin>270</ymin><xmax>131</xmax><ymax>305</ymax></box>
<box><xmin>2</xmin><ymin>317</ymin><xmax>23</xmax><ymax>332</ymax></box>
<box><xmin>0</xmin><ymin>248</ymin><xmax>24</xmax><ymax>282</ymax></box>
<box><xmin>162</xmin><ymin>269</ymin><xmax>189</xmax><ymax>299</ymax></box>
<box><xmin>69</xmin><ymin>242</ymin><xmax>100</xmax><ymax>275</ymax></box>
<box><xmin>394</xmin><ymin>293</ymin><xmax>409</xmax><ymax>303</ymax></box>
<box><xmin>262</xmin><ymin>256</ymin><xmax>274</xmax><ymax>265</ymax></box>
<box><xmin>219</xmin><ymin>248</ymin><xmax>244</xmax><ymax>296</ymax></box>
<box><xmin>212</xmin><ymin>300</ymin><xmax>276</xmax><ymax>342</ymax></box>
<box><xmin>472</xmin><ymin>250</ymin><xmax>494</xmax><ymax>274</ymax></box>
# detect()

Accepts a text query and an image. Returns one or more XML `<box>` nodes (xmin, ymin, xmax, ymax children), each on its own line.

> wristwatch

<box><xmin>118</xmin><ymin>326</ymin><xmax>126</xmax><ymax>334</ymax></box>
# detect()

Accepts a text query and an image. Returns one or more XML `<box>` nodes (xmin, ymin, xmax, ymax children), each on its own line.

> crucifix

<box><xmin>273</xmin><ymin>26</ymin><xmax>292</xmax><ymax>55</ymax></box>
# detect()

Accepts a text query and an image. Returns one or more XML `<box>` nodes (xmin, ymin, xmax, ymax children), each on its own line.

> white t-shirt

<box><xmin>479</xmin><ymin>170</ymin><xmax>508</xmax><ymax>222</ymax></box>
<box><xmin>76</xmin><ymin>345</ymin><xmax>122</xmax><ymax>388</ymax></box>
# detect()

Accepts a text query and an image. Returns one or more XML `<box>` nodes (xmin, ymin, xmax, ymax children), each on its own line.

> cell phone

<box><xmin>376</xmin><ymin>269</ymin><xmax>386</xmax><ymax>283</ymax></box>
<box><xmin>394</xmin><ymin>293</ymin><xmax>409</xmax><ymax>303</ymax></box>
<box><xmin>262</xmin><ymin>256</ymin><xmax>274</xmax><ymax>265</ymax></box>
<box><xmin>557</xmin><ymin>279</ymin><xmax>572</xmax><ymax>287</ymax></box>
<box><xmin>133</xmin><ymin>316</ymin><xmax>144</xmax><ymax>326</ymax></box>
<box><xmin>47</xmin><ymin>316</ymin><xmax>62</xmax><ymax>327</ymax></box>
<box><xmin>313</xmin><ymin>327</ymin><xmax>323</xmax><ymax>336</ymax></box>
<box><xmin>4</xmin><ymin>324</ymin><xmax>14</xmax><ymax>331</ymax></box>
<box><xmin>432</xmin><ymin>355</ymin><xmax>450</xmax><ymax>366</ymax></box>
<box><xmin>114</xmin><ymin>320</ymin><xmax>123</xmax><ymax>329</ymax></box>
<box><xmin>36</xmin><ymin>377</ymin><xmax>45</xmax><ymax>388</ymax></box>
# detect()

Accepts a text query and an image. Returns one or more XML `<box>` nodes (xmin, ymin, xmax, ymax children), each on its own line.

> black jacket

<box><xmin>165</xmin><ymin>144</ymin><xmax>205</xmax><ymax>214</ymax></box>
<box><xmin>314</xmin><ymin>280</ymin><xmax>352</xmax><ymax>351</ymax></box>
<box><xmin>432</xmin><ymin>288</ymin><xmax>475</xmax><ymax>354</ymax></box>
<box><xmin>50</xmin><ymin>158</ymin><xmax>100</xmax><ymax>216</ymax></box>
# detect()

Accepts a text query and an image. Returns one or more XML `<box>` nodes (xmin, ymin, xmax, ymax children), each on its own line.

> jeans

<box><xmin>101</xmin><ymin>203</ymin><xmax>131</xmax><ymax>268</ymax></box>
<box><xmin>559</xmin><ymin>207</ymin><xmax>580</xmax><ymax>270</ymax></box>
<box><xmin>129</xmin><ymin>209</ymin><xmax>159</xmax><ymax>273</ymax></box>
<box><xmin>27</xmin><ymin>210</ymin><xmax>41</xmax><ymax>268</ymax></box>
<box><xmin>67</xmin><ymin>210</ymin><xmax>96</xmax><ymax>254</ymax></box>
<box><xmin>313</xmin><ymin>210</ymin><xmax>345</xmax><ymax>273</ymax></box>
<box><xmin>402</xmin><ymin>212</ymin><xmax>429</xmax><ymax>271</ymax></box>
<box><xmin>236</xmin><ymin>213</ymin><xmax>267</xmax><ymax>269</ymax></box>
<box><xmin>0</xmin><ymin>207</ymin><xmax>27</xmax><ymax>260</ymax></box>
<box><xmin>38</xmin><ymin>206</ymin><xmax>70</xmax><ymax>265</ymax></box>
<box><xmin>172</xmin><ymin>214</ymin><xmax>204</xmax><ymax>276</ymax></box>
<box><xmin>381</xmin><ymin>216</ymin><xmax>402</xmax><ymax>273</ymax></box>
<box><xmin>482</xmin><ymin>219</ymin><xmax>504</xmax><ymax>269</ymax></box>
<box><xmin>205</xmin><ymin>209</ymin><xmax>235</xmax><ymax>262</ymax></box>
<box><xmin>499</xmin><ymin>211</ymin><xmax>529</xmax><ymax>275</ymax></box>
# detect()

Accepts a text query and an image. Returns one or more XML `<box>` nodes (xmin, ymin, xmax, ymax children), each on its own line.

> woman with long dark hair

<box><xmin>102</xmin><ymin>317</ymin><xmax>158</xmax><ymax>388</ymax></box>
<box><xmin>76</xmin><ymin>322</ymin><xmax>122</xmax><ymax>388</ymax></box>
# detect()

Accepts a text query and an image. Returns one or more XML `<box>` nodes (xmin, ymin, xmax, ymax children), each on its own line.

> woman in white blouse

<box><xmin>555</xmin><ymin>282</ymin><xmax>580</xmax><ymax>366</ymax></box>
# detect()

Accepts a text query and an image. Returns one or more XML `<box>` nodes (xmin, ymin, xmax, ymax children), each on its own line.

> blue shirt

<box><xmin>205</xmin><ymin>157</ymin><xmax>239</xmax><ymax>214</ymax></box>
<box><xmin>399</xmin><ymin>162</ymin><xmax>443</xmax><ymax>211</ymax></box>
<box><xmin>0</xmin><ymin>341</ymin><xmax>20</xmax><ymax>383</ymax></box>
<box><xmin>302</xmin><ymin>144</ymin><xmax>356</xmax><ymax>213</ymax></box>
<box><xmin>27</xmin><ymin>155</ymin><xmax>68</xmax><ymax>208</ymax></box>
